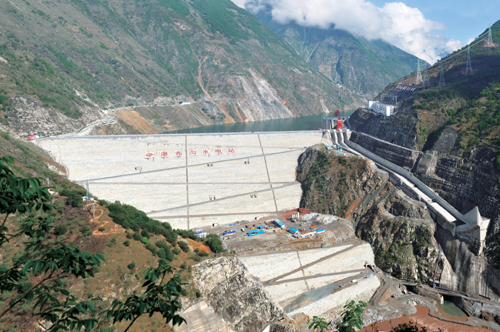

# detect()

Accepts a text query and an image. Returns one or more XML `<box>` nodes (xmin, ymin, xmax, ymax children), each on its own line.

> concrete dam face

<box><xmin>38</xmin><ymin>132</ymin><xmax>324</xmax><ymax>230</ymax></box>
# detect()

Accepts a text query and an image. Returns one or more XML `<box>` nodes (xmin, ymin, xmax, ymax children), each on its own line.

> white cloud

<box><xmin>233</xmin><ymin>0</ymin><xmax>461</xmax><ymax>63</ymax></box>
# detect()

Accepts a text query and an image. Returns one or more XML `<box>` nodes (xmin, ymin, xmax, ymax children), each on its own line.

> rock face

<box><xmin>438</xmin><ymin>227</ymin><xmax>500</xmax><ymax>301</ymax></box>
<box><xmin>297</xmin><ymin>147</ymin><xmax>441</xmax><ymax>283</ymax></box>
<box><xmin>340</xmin><ymin>126</ymin><xmax>500</xmax><ymax>299</ymax></box>
<box><xmin>348</xmin><ymin>105</ymin><xmax>420</xmax><ymax>149</ymax></box>
<box><xmin>192</xmin><ymin>256</ymin><xmax>286</xmax><ymax>332</ymax></box>
<box><xmin>350</xmin><ymin>132</ymin><xmax>421</xmax><ymax>169</ymax></box>
<box><xmin>414</xmin><ymin>129</ymin><xmax>500</xmax><ymax>239</ymax></box>
<box><xmin>347</xmin><ymin>126</ymin><xmax>500</xmax><ymax>249</ymax></box>
<box><xmin>7</xmin><ymin>95</ymin><xmax>104</xmax><ymax>138</ymax></box>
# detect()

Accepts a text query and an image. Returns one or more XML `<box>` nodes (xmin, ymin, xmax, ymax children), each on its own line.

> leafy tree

<box><xmin>127</xmin><ymin>262</ymin><xmax>136</xmax><ymax>270</ymax></box>
<box><xmin>0</xmin><ymin>156</ymin><xmax>104</xmax><ymax>330</ymax></box>
<box><xmin>0</xmin><ymin>156</ymin><xmax>186</xmax><ymax>331</ymax></box>
<box><xmin>105</xmin><ymin>259</ymin><xmax>185</xmax><ymax>331</ymax></box>
<box><xmin>308</xmin><ymin>316</ymin><xmax>330</xmax><ymax>332</ymax></box>
<box><xmin>336</xmin><ymin>300</ymin><xmax>367</xmax><ymax>332</ymax></box>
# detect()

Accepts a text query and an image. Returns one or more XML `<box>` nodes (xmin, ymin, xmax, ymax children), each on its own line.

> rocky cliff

<box><xmin>190</xmin><ymin>256</ymin><xmax>286</xmax><ymax>332</ymax></box>
<box><xmin>297</xmin><ymin>146</ymin><xmax>442</xmax><ymax>283</ymax></box>
<box><xmin>348</xmin><ymin>123</ymin><xmax>500</xmax><ymax>279</ymax></box>
<box><xmin>349</xmin><ymin>103</ymin><xmax>420</xmax><ymax>150</ymax></box>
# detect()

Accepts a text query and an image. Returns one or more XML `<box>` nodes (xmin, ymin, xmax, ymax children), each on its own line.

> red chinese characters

<box><xmin>227</xmin><ymin>148</ymin><xmax>235</xmax><ymax>153</ymax></box>
<box><xmin>214</xmin><ymin>148</ymin><xmax>222</xmax><ymax>155</ymax></box>
<box><xmin>145</xmin><ymin>152</ymin><xmax>154</xmax><ymax>158</ymax></box>
<box><xmin>189</xmin><ymin>150</ymin><xmax>197</xmax><ymax>156</ymax></box>
<box><xmin>175</xmin><ymin>151</ymin><xmax>183</xmax><ymax>157</ymax></box>
<box><xmin>202</xmin><ymin>149</ymin><xmax>209</xmax><ymax>155</ymax></box>
<box><xmin>160</xmin><ymin>151</ymin><xmax>168</xmax><ymax>158</ymax></box>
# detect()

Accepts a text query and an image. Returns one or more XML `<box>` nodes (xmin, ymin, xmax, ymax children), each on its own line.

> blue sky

<box><xmin>370</xmin><ymin>0</ymin><xmax>500</xmax><ymax>44</ymax></box>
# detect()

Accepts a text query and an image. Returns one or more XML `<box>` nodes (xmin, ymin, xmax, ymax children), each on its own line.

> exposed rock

<box><xmin>7</xmin><ymin>95</ymin><xmax>104</xmax><ymax>138</ymax></box>
<box><xmin>192</xmin><ymin>257</ymin><xmax>286</xmax><ymax>332</ymax></box>
<box><xmin>296</xmin><ymin>147</ymin><xmax>441</xmax><ymax>283</ymax></box>
<box><xmin>349</xmin><ymin>105</ymin><xmax>419</xmax><ymax>149</ymax></box>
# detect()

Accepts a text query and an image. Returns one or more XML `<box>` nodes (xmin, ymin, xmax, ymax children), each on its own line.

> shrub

<box><xmin>195</xmin><ymin>290</ymin><xmax>201</xmax><ymax>298</ymax></box>
<box><xmin>59</xmin><ymin>189</ymin><xmax>84</xmax><ymax>207</ymax></box>
<box><xmin>98</xmin><ymin>227</ymin><xmax>105</xmax><ymax>232</ymax></box>
<box><xmin>106</xmin><ymin>237</ymin><xmax>116</xmax><ymax>247</ymax></box>
<box><xmin>178</xmin><ymin>241</ymin><xmax>190</xmax><ymax>252</ymax></box>
<box><xmin>126</xmin><ymin>232</ymin><xmax>132</xmax><ymax>239</ymax></box>
<box><xmin>141</xmin><ymin>229</ymin><xmax>149</xmax><ymax>238</ymax></box>
<box><xmin>127</xmin><ymin>262</ymin><xmax>135</xmax><ymax>270</ymax></box>
<box><xmin>203</xmin><ymin>234</ymin><xmax>224</xmax><ymax>253</ymax></box>
<box><xmin>132</xmin><ymin>232</ymin><xmax>141</xmax><ymax>241</ymax></box>
<box><xmin>81</xmin><ymin>226</ymin><xmax>92</xmax><ymax>236</ymax></box>
<box><xmin>172</xmin><ymin>248</ymin><xmax>179</xmax><ymax>255</ymax></box>
<box><xmin>141</xmin><ymin>237</ymin><xmax>149</xmax><ymax>244</ymax></box>
<box><xmin>54</xmin><ymin>224</ymin><xmax>68</xmax><ymax>236</ymax></box>
<box><xmin>123</xmin><ymin>240</ymin><xmax>130</xmax><ymax>246</ymax></box>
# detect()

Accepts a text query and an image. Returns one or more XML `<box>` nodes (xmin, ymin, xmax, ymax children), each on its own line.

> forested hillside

<box><xmin>0</xmin><ymin>0</ymin><xmax>362</xmax><ymax>137</ymax></box>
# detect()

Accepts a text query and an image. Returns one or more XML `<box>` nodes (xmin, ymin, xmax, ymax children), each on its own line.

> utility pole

<box><xmin>439</xmin><ymin>63</ymin><xmax>445</xmax><ymax>87</ymax></box>
<box><xmin>487</xmin><ymin>24</ymin><xmax>493</xmax><ymax>46</ymax></box>
<box><xmin>415</xmin><ymin>59</ymin><xmax>422</xmax><ymax>85</ymax></box>
<box><xmin>466</xmin><ymin>44</ymin><xmax>473</xmax><ymax>75</ymax></box>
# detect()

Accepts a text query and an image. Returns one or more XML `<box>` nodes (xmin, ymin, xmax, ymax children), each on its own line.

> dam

<box><xmin>38</xmin><ymin>131</ymin><xmax>327</xmax><ymax>230</ymax></box>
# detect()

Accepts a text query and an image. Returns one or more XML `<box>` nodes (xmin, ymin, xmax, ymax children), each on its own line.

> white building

<box><xmin>368</xmin><ymin>101</ymin><xmax>395</xmax><ymax>116</ymax></box>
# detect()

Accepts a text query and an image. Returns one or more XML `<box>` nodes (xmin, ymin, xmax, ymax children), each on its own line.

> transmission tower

<box><xmin>422</xmin><ymin>64</ymin><xmax>430</xmax><ymax>87</ymax></box>
<box><xmin>466</xmin><ymin>44</ymin><xmax>473</xmax><ymax>75</ymax></box>
<box><xmin>439</xmin><ymin>63</ymin><xmax>445</xmax><ymax>87</ymax></box>
<box><xmin>415</xmin><ymin>59</ymin><xmax>422</xmax><ymax>85</ymax></box>
<box><xmin>487</xmin><ymin>25</ymin><xmax>493</xmax><ymax>46</ymax></box>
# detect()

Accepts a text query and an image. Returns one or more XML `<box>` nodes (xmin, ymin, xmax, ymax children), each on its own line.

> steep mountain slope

<box><xmin>253</xmin><ymin>10</ymin><xmax>422</xmax><ymax>99</ymax></box>
<box><xmin>0</xmin><ymin>134</ymin><xmax>225</xmax><ymax>331</ymax></box>
<box><xmin>348</xmin><ymin>20</ymin><xmax>500</xmax><ymax>269</ymax></box>
<box><xmin>0</xmin><ymin>0</ymin><xmax>361</xmax><ymax>138</ymax></box>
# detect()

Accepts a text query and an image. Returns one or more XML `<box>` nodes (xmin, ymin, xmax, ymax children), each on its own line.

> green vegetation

<box><xmin>0</xmin><ymin>0</ymin><xmax>355</xmax><ymax>134</ymax></box>
<box><xmin>337</xmin><ymin>300</ymin><xmax>367</xmax><ymax>332</ymax></box>
<box><xmin>179</xmin><ymin>241</ymin><xmax>190</xmax><ymax>252</ymax></box>
<box><xmin>105</xmin><ymin>201</ymin><xmax>177</xmax><ymax>245</ymax></box>
<box><xmin>175</xmin><ymin>229</ymin><xmax>224</xmax><ymax>253</ymax></box>
<box><xmin>0</xmin><ymin>156</ymin><xmax>184</xmax><ymax>330</ymax></box>
<box><xmin>59</xmin><ymin>188</ymin><xmax>85</xmax><ymax>207</ymax></box>
<box><xmin>414</xmin><ymin>21</ymin><xmax>500</xmax><ymax>152</ymax></box>
<box><xmin>299</xmin><ymin>149</ymin><xmax>364</xmax><ymax>217</ymax></box>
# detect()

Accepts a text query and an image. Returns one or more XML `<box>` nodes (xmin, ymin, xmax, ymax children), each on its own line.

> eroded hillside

<box><xmin>0</xmin><ymin>0</ymin><xmax>362</xmax><ymax>137</ymax></box>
